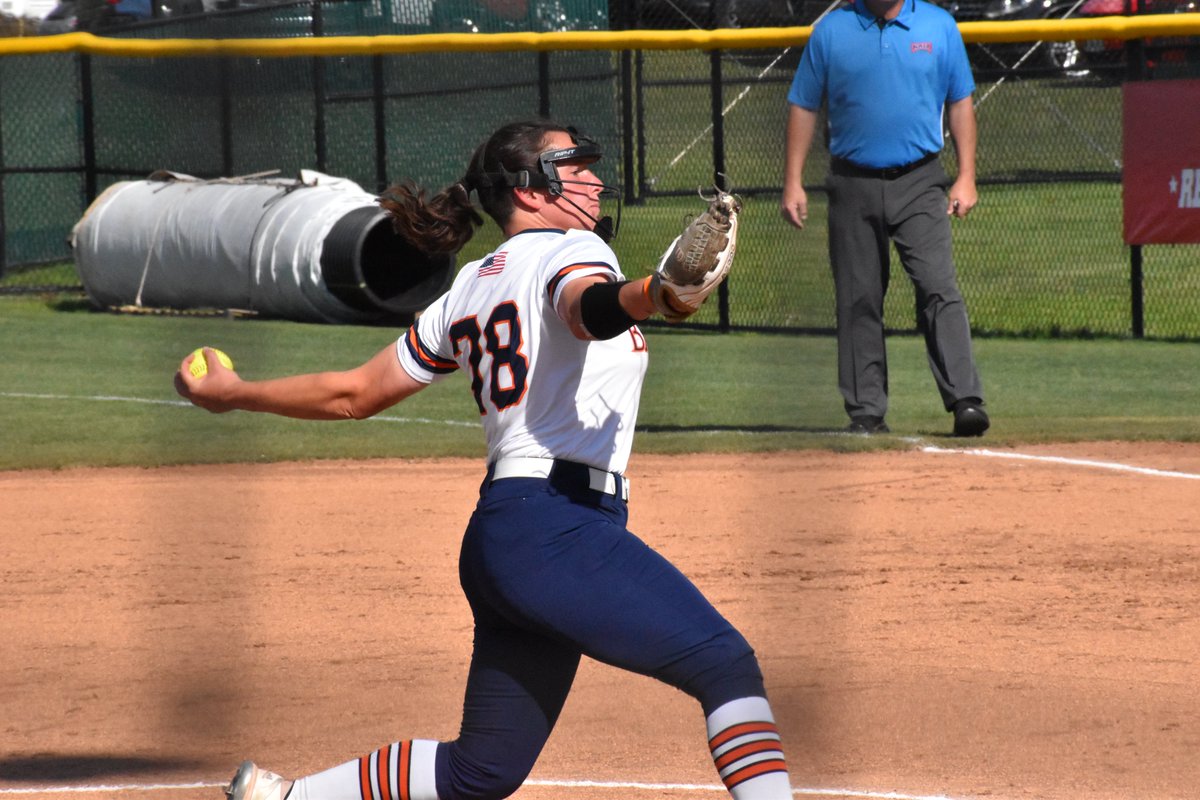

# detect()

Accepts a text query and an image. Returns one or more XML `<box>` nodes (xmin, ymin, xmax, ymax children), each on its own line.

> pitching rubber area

<box><xmin>2</xmin><ymin>444</ymin><xmax>1198</xmax><ymax>800</ymax></box>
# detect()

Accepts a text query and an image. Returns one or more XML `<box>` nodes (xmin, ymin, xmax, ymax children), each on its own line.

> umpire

<box><xmin>781</xmin><ymin>0</ymin><xmax>989</xmax><ymax>437</ymax></box>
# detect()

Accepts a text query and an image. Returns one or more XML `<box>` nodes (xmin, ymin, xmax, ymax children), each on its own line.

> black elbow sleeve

<box><xmin>580</xmin><ymin>280</ymin><xmax>638</xmax><ymax>340</ymax></box>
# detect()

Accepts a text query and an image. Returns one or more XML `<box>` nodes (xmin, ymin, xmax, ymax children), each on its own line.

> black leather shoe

<box><xmin>846</xmin><ymin>415</ymin><xmax>889</xmax><ymax>434</ymax></box>
<box><xmin>952</xmin><ymin>400</ymin><xmax>990</xmax><ymax>437</ymax></box>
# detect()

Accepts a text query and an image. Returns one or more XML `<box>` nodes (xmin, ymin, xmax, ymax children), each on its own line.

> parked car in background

<box><xmin>0</xmin><ymin>0</ymin><xmax>57</xmax><ymax>20</ymax></box>
<box><xmin>614</xmin><ymin>0</ymin><xmax>819</xmax><ymax>29</ymax></box>
<box><xmin>973</xmin><ymin>0</ymin><xmax>1096</xmax><ymax>74</ymax></box>
<box><xmin>956</xmin><ymin>0</ymin><xmax>1199</xmax><ymax>77</ymax></box>
<box><xmin>36</xmin><ymin>0</ymin><xmax>836</xmax><ymax>35</ymax></box>
<box><xmin>431</xmin><ymin>0</ymin><xmax>609</xmax><ymax>32</ymax></box>
<box><xmin>605</xmin><ymin>0</ymin><xmax>833</xmax><ymax>69</ymax></box>
<box><xmin>38</xmin><ymin>0</ymin><xmax>151</xmax><ymax>32</ymax></box>
<box><xmin>37</xmin><ymin>0</ymin><xmax>303</xmax><ymax>33</ymax></box>
<box><xmin>437</xmin><ymin>0</ymin><xmax>833</xmax><ymax>32</ymax></box>
<box><xmin>1072</xmin><ymin>0</ymin><xmax>1199</xmax><ymax>76</ymax></box>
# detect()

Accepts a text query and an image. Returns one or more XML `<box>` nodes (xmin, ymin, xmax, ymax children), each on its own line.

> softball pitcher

<box><xmin>176</xmin><ymin>119</ymin><xmax>791</xmax><ymax>800</ymax></box>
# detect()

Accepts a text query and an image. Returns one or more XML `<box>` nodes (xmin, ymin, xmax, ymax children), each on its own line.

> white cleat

<box><xmin>225</xmin><ymin>760</ymin><xmax>291</xmax><ymax>800</ymax></box>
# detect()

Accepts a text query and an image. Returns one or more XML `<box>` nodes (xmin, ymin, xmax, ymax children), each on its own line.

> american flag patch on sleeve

<box><xmin>478</xmin><ymin>251</ymin><xmax>507</xmax><ymax>277</ymax></box>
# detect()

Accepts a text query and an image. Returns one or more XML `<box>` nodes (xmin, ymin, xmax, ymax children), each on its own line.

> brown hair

<box><xmin>378</xmin><ymin>119</ymin><xmax>571</xmax><ymax>256</ymax></box>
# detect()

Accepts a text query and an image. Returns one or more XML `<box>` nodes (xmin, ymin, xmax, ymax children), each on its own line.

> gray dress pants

<box><xmin>826</xmin><ymin>158</ymin><xmax>984</xmax><ymax>419</ymax></box>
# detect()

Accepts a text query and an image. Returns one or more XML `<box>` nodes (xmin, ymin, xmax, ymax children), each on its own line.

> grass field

<box><xmin>2</xmin><ymin>291</ymin><xmax>1199</xmax><ymax>472</ymax></box>
<box><xmin>3</xmin><ymin>48</ymin><xmax>1199</xmax><ymax>464</ymax></box>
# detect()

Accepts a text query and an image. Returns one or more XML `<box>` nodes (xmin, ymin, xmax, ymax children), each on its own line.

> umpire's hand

<box><xmin>948</xmin><ymin>177</ymin><xmax>978</xmax><ymax>219</ymax></box>
<box><xmin>781</xmin><ymin>184</ymin><xmax>808</xmax><ymax>229</ymax></box>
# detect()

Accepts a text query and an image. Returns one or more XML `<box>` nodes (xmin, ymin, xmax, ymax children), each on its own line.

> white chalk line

<box><xmin>525</xmin><ymin>778</ymin><xmax>970</xmax><ymax>799</ymax></box>
<box><xmin>920</xmin><ymin>443</ymin><xmax>1200</xmax><ymax>481</ymax></box>
<box><xmin>3</xmin><ymin>391</ymin><xmax>189</xmax><ymax>408</ymax></box>
<box><xmin>0</xmin><ymin>391</ymin><xmax>480</xmax><ymax>429</ymax></box>
<box><xmin>0</xmin><ymin>777</ymin><xmax>976</xmax><ymax>800</ymax></box>
<box><xmin>0</xmin><ymin>391</ymin><xmax>808</xmax><ymax>437</ymax></box>
<box><xmin>7</xmin><ymin>391</ymin><xmax>1196</xmax><ymax>479</ymax></box>
<box><xmin>0</xmin><ymin>782</ymin><xmax>215</xmax><ymax>795</ymax></box>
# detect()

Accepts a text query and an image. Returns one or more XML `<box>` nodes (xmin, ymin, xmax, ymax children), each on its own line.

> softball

<box><xmin>188</xmin><ymin>347</ymin><xmax>234</xmax><ymax>379</ymax></box>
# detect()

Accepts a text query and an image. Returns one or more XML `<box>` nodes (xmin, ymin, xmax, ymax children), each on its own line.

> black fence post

<box><xmin>710</xmin><ymin>50</ymin><xmax>730</xmax><ymax>333</ymax></box>
<box><xmin>1125</xmin><ymin>5</ymin><xmax>1146</xmax><ymax>338</ymax></box>
<box><xmin>538</xmin><ymin>51</ymin><xmax>551</xmax><ymax>118</ymax></box>
<box><xmin>635</xmin><ymin>50</ymin><xmax>648</xmax><ymax>199</ymax></box>
<box><xmin>1127</xmin><ymin>36</ymin><xmax>1147</xmax><ymax>81</ymax></box>
<box><xmin>1131</xmin><ymin>244</ymin><xmax>1145</xmax><ymax>338</ymax></box>
<box><xmin>613</xmin><ymin>0</ymin><xmax>639</xmax><ymax>206</ymax></box>
<box><xmin>620</xmin><ymin>50</ymin><xmax>638</xmax><ymax>205</ymax></box>
<box><xmin>709</xmin><ymin>53</ymin><xmax>727</xmax><ymax>186</ymax></box>
<box><xmin>219</xmin><ymin>57</ymin><xmax>234</xmax><ymax>176</ymax></box>
<box><xmin>373</xmin><ymin>55</ymin><xmax>388</xmax><ymax>192</ymax></box>
<box><xmin>312</xmin><ymin>0</ymin><xmax>328</xmax><ymax>173</ymax></box>
<box><xmin>80</xmin><ymin>53</ymin><xmax>97</xmax><ymax>205</ymax></box>
<box><xmin>629</xmin><ymin>0</ymin><xmax>650</xmax><ymax>199</ymax></box>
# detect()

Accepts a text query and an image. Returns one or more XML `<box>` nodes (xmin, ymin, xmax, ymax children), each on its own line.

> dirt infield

<box><xmin>2</xmin><ymin>444</ymin><xmax>1198</xmax><ymax>800</ymax></box>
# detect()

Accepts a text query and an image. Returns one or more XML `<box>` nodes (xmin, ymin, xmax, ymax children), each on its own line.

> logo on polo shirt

<box><xmin>911</xmin><ymin>41</ymin><xmax>933</xmax><ymax>53</ymax></box>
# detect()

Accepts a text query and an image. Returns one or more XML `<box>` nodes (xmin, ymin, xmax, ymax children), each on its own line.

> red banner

<box><xmin>1123</xmin><ymin>79</ymin><xmax>1200</xmax><ymax>245</ymax></box>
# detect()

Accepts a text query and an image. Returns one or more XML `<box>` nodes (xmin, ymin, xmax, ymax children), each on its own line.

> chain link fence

<box><xmin>2</xmin><ymin>3</ymin><xmax>1199</xmax><ymax>338</ymax></box>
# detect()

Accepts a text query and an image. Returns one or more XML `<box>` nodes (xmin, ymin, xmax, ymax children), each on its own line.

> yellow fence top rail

<box><xmin>2</xmin><ymin>14</ymin><xmax>1200</xmax><ymax>58</ymax></box>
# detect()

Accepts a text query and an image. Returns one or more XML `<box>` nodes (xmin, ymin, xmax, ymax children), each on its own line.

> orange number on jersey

<box><xmin>629</xmin><ymin>325</ymin><xmax>647</xmax><ymax>352</ymax></box>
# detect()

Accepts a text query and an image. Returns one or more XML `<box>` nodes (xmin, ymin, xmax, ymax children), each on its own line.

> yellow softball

<box><xmin>188</xmin><ymin>347</ymin><xmax>234</xmax><ymax>379</ymax></box>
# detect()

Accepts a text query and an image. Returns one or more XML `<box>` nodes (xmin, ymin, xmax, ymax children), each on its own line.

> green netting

<box><xmin>2</xmin><ymin>171</ymin><xmax>85</xmax><ymax>264</ymax></box>
<box><xmin>3</xmin><ymin>6</ymin><xmax>1200</xmax><ymax>338</ymax></box>
<box><xmin>0</xmin><ymin>54</ymin><xmax>81</xmax><ymax>168</ymax></box>
<box><xmin>1</xmin><ymin>53</ymin><xmax>86</xmax><ymax>265</ymax></box>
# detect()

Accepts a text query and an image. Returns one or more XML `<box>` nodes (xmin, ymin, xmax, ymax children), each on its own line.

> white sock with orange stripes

<box><xmin>287</xmin><ymin>740</ymin><xmax>440</xmax><ymax>800</ymax></box>
<box><xmin>706</xmin><ymin>697</ymin><xmax>792</xmax><ymax>800</ymax></box>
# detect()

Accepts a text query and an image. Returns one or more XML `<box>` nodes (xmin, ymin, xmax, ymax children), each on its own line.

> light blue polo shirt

<box><xmin>787</xmin><ymin>0</ymin><xmax>975</xmax><ymax>169</ymax></box>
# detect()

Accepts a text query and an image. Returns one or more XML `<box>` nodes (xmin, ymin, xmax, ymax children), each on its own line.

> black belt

<box><xmin>831</xmin><ymin>152</ymin><xmax>938</xmax><ymax>180</ymax></box>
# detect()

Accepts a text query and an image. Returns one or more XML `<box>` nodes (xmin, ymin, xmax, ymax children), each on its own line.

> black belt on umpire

<box><xmin>830</xmin><ymin>152</ymin><xmax>938</xmax><ymax>180</ymax></box>
<box><xmin>490</xmin><ymin>456</ymin><xmax>630</xmax><ymax>502</ymax></box>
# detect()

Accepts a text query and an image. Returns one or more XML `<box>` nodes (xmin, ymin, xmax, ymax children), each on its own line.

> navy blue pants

<box><xmin>433</xmin><ymin>471</ymin><xmax>765</xmax><ymax>800</ymax></box>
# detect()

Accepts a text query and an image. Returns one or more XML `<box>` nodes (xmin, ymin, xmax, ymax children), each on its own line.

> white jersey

<box><xmin>397</xmin><ymin>227</ymin><xmax>650</xmax><ymax>474</ymax></box>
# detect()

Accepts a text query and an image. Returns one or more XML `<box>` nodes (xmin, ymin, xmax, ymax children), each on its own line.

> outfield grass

<box><xmin>2</xmin><ymin>294</ymin><xmax>1198</xmax><ymax>471</ymax></box>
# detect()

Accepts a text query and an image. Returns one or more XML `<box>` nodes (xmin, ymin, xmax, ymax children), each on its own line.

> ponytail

<box><xmin>377</xmin><ymin>119</ymin><xmax>571</xmax><ymax>256</ymax></box>
<box><xmin>378</xmin><ymin>179</ymin><xmax>483</xmax><ymax>256</ymax></box>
